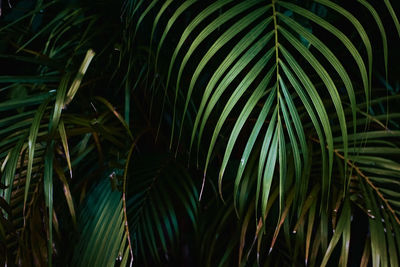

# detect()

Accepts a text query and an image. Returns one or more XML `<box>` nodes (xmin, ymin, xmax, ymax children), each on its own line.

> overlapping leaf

<box><xmin>126</xmin><ymin>154</ymin><xmax>198</xmax><ymax>265</ymax></box>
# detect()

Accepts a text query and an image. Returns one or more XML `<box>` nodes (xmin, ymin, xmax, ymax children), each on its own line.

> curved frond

<box><xmin>72</xmin><ymin>178</ymin><xmax>132</xmax><ymax>267</ymax></box>
<box><xmin>127</xmin><ymin>154</ymin><xmax>198</xmax><ymax>265</ymax></box>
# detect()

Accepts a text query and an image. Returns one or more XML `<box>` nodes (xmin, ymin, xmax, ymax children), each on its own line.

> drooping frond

<box><xmin>72</xmin><ymin>178</ymin><xmax>132</xmax><ymax>267</ymax></box>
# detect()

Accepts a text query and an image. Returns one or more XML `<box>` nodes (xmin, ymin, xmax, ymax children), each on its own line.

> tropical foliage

<box><xmin>1</xmin><ymin>0</ymin><xmax>400</xmax><ymax>266</ymax></box>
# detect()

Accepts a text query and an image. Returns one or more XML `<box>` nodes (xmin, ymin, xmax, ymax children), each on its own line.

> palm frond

<box><xmin>131</xmin><ymin>0</ymin><xmax>400</xmax><ymax>265</ymax></box>
<box><xmin>127</xmin><ymin>153</ymin><xmax>198</xmax><ymax>265</ymax></box>
<box><xmin>139</xmin><ymin>0</ymin><xmax>388</xmax><ymax>220</ymax></box>
<box><xmin>72</xmin><ymin>177</ymin><xmax>132</xmax><ymax>267</ymax></box>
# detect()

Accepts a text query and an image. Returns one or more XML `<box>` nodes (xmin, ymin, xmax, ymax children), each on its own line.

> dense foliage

<box><xmin>1</xmin><ymin>0</ymin><xmax>400</xmax><ymax>266</ymax></box>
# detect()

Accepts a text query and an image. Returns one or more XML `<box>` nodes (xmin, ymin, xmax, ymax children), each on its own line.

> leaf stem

<box><xmin>122</xmin><ymin>129</ymin><xmax>150</xmax><ymax>265</ymax></box>
<box><xmin>334</xmin><ymin>149</ymin><xmax>400</xmax><ymax>226</ymax></box>
<box><xmin>310</xmin><ymin>136</ymin><xmax>400</xmax><ymax>225</ymax></box>
<box><xmin>272</xmin><ymin>0</ymin><xmax>280</xmax><ymax>93</ymax></box>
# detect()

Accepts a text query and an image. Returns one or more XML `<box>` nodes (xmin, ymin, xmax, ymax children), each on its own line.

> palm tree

<box><xmin>1</xmin><ymin>0</ymin><xmax>400</xmax><ymax>266</ymax></box>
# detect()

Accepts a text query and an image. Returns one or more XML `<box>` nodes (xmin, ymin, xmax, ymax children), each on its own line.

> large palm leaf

<box><xmin>139</xmin><ymin>0</ymin><xmax>399</xmax><ymax>210</ymax></box>
<box><xmin>130</xmin><ymin>0</ymin><xmax>400</xmax><ymax>266</ymax></box>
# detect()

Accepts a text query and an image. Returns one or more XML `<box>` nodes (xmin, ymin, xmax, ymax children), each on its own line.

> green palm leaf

<box><xmin>126</xmin><ymin>153</ymin><xmax>198</xmax><ymax>265</ymax></box>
